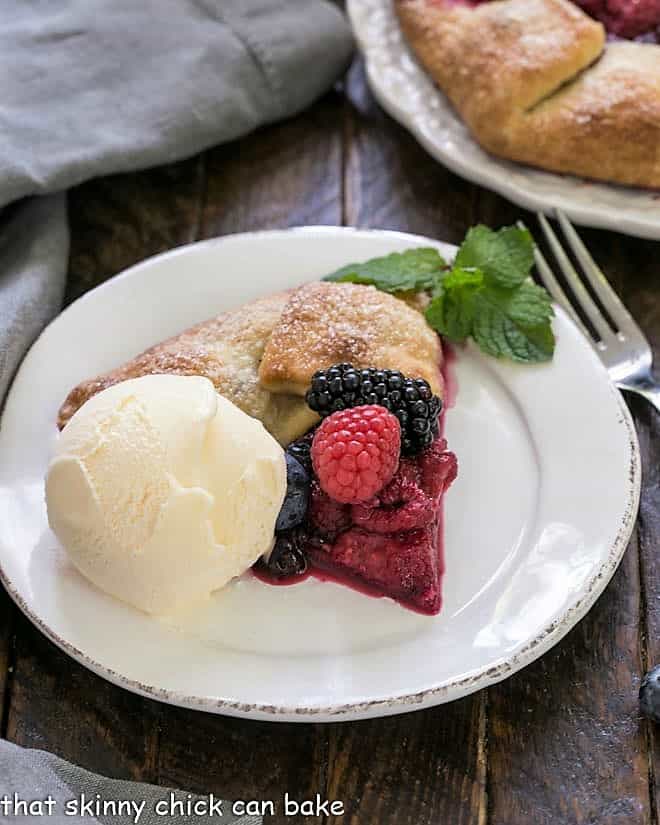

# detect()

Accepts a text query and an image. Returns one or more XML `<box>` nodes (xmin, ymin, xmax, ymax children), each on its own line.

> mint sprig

<box><xmin>322</xmin><ymin>225</ymin><xmax>555</xmax><ymax>364</ymax></box>
<box><xmin>324</xmin><ymin>247</ymin><xmax>447</xmax><ymax>293</ymax></box>
<box><xmin>427</xmin><ymin>226</ymin><xmax>554</xmax><ymax>363</ymax></box>
<box><xmin>454</xmin><ymin>225</ymin><xmax>535</xmax><ymax>289</ymax></box>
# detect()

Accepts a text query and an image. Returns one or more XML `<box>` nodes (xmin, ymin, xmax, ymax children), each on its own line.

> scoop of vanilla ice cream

<box><xmin>45</xmin><ymin>374</ymin><xmax>287</xmax><ymax>615</ymax></box>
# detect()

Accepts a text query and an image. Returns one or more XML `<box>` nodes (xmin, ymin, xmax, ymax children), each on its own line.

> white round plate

<box><xmin>347</xmin><ymin>0</ymin><xmax>660</xmax><ymax>241</ymax></box>
<box><xmin>0</xmin><ymin>227</ymin><xmax>640</xmax><ymax>722</ymax></box>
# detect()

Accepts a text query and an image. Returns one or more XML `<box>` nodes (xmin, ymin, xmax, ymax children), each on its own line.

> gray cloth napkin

<box><xmin>0</xmin><ymin>0</ymin><xmax>353</xmax><ymax>401</ymax></box>
<box><xmin>0</xmin><ymin>740</ymin><xmax>259</xmax><ymax>825</ymax></box>
<box><xmin>0</xmin><ymin>0</ymin><xmax>352</xmax><ymax>817</ymax></box>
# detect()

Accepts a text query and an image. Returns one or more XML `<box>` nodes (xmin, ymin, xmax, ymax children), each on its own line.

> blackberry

<box><xmin>305</xmin><ymin>364</ymin><xmax>442</xmax><ymax>456</ymax></box>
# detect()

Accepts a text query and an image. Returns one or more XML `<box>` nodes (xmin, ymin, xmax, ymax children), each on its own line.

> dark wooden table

<box><xmin>1</xmin><ymin>61</ymin><xmax>659</xmax><ymax>825</ymax></box>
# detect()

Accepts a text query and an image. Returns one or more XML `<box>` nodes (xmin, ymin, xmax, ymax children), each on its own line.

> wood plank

<box><xmin>157</xmin><ymin>708</ymin><xmax>328</xmax><ymax>823</ymax></box>
<box><xmin>615</xmin><ymin>228</ymin><xmax>660</xmax><ymax>824</ymax></box>
<box><xmin>156</xmin><ymin>92</ymin><xmax>344</xmax><ymax>822</ymax></box>
<box><xmin>6</xmin><ymin>611</ymin><xmax>162</xmax><ymax>780</ymax></box>
<box><xmin>66</xmin><ymin>156</ymin><xmax>205</xmax><ymax>305</ymax></box>
<box><xmin>343</xmin><ymin>61</ymin><xmax>476</xmax><ymax>245</ymax></box>
<box><xmin>0</xmin><ymin>587</ymin><xmax>15</xmax><ymax>735</ymax></box>
<box><xmin>319</xmin><ymin>59</ymin><xmax>486</xmax><ymax>825</ymax></box>
<box><xmin>7</xmin><ymin>155</ymin><xmax>206</xmax><ymax>779</ymax></box>
<box><xmin>475</xmin><ymin>189</ymin><xmax>655</xmax><ymax>824</ymax></box>
<box><xmin>325</xmin><ymin>699</ymin><xmax>486</xmax><ymax>825</ymax></box>
<box><xmin>487</xmin><ymin>546</ymin><xmax>650</xmax><ymax>825</ymax></box>
<box><xmin>633</xmin><ymin>394</ymin><xmax>660</xmax><ymax>824</ymax></box>
<box><xmin>201</xmin><ymin>89</ymin><xmax>344</xmax><ymax>235</ymax></box>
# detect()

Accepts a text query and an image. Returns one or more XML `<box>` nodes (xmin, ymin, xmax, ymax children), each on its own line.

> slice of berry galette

<box><xmin>59</xmin><ymin>279</ymin><xmax>457</xmax><ymax>615</ymax></box>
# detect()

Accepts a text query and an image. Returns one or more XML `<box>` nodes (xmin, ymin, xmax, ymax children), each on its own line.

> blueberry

<box><xmin>267</xmin><ymin>533</ymin><xmax>308</xmax><ymax>577</ymax></box>
<box><xmin>640</xmin><ymin>666</ymin><xmax>660</xmax><ymax>723</ymax></box>
<box><xmin>286</xmin><ymin>431</ymin><xmax>315</xmax><ymax>474</ymax></box>
<box><xmin>275</xmin><ymin>454</ymin><xmax>310</xmax><ymax>532</ymax></box>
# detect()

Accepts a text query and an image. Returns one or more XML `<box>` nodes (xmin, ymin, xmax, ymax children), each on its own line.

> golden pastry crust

<box><xmin>395</xmin><ymin>0</ymin><xmax>660</xmax><ymax>188</ymax></box>
<box><xmin>499</xmin><ymin>42</ymin><xmax>660</xmax><ymax>188</ymax></box>
<box><xmin>57</xmin><ymin>292</ymin><xmax>317</xmax><ymax>446</ymax></box>
<box><xmin>258</xmin><ymin>282</ymin><xmax>444</xmax><ymax>398</ymax></box>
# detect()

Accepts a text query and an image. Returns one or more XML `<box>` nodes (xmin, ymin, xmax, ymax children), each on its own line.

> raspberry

<box><xmin>311</xmin><ymin>405</ymin><xmax>401</xmax><ymax>504</ymax></box>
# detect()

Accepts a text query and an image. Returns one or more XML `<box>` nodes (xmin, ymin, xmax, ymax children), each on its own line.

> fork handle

<box><xmin>618</xmin><ymin>380</ymin><xmax>660</xmax><ymax>415</ymax></box>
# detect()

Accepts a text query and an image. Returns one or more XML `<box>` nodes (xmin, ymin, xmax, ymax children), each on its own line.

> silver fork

<box><xmin>528</xmin><ymin>210</ymin><xmax>659</xmax><ymax>414</ymax></box>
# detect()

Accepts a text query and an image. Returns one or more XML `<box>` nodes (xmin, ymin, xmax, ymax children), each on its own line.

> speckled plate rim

<box><xmin>347</xmin><ymin>0</ymin><xmax>660</xmax><ymax>241</ymax></box>
<box><xmin>0</xmin><ymin>227</ymin><xmax>642</xmax><ymax>722</ymax></box>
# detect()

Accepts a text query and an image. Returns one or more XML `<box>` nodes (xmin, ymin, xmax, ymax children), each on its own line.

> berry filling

<box><xmin>429</xmin><ymin>0</ymin><xmax>660</xmax><ymax>41</ymax></box>
<box><xmin>306</xmin><ymin>437</ymin><xmax>457</xmax><ymax>615</ymax></box>
<box><xmin>259</xmin><ymin>357</ymin><xmax>458</xmax><ymax>616</ymax></box>
<box><xmin>352</xmin><ymin>459</ymin><xmax>436</xmax><ymax>533</ymax></box>
<box><xmin>309</xmin><ymin>525</ymin><xmax>444</xmax><ymax>616</ymax></box>
<box><xmin>573</xmin><ymin>0</ymin><xmax>660</xmax><ymax>40</ymax></box>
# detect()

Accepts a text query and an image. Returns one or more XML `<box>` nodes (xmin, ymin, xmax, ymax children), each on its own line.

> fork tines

<box><xmin>524</xmin><ymin>210</ymin><xmax>643</xmax><ymax>349</ymax></box>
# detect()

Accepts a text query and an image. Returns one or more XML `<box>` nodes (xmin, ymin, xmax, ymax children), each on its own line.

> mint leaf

<box><xmin>425</xmin><ymin>268</ymin><xmax>483</xmax><ymax>342</ymax></box>
<box><xmin>471</xmin><ymin>282</ymin><xmax>555</xmax><ymax>363</ymax></box>
<box><xmin>501</xmin><ymin>280</ymin><xmax>554</xmax><ymax>327</ymax></box>
<box><xmin>455</xmin><ymin>225</ymin><xmax>534</xmax><ymax>289</ymax></box>
<box><xmin>324</xmin><ymin>247</ymin><xmax>447</xmax><ymax>293</ymax></box>
<box><xmin>440</xmin><ymin>266</ymin><xmax>483</xmax><ymax>291</ymax></box>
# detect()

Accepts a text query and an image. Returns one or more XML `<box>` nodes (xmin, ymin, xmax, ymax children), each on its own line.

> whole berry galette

<box><xmin>395</xmin><ymin>0</ymin><xmax>660</xmax><ymax>188</ymax></box>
